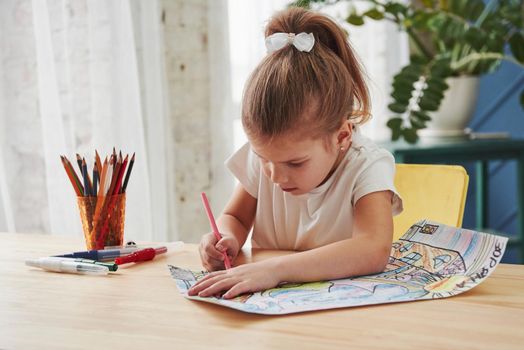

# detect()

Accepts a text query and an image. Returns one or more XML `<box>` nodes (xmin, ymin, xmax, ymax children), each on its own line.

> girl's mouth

<box><xmin>281</xmin><ymin>187</ymin><xmax>297</xmax><ymax>192</ymax></box>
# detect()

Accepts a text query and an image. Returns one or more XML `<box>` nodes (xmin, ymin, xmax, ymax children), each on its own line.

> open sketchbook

<box><xmin>169</xmin><ymin>220</ymin><xmax>507</xmax><ymax>315</ymax></box>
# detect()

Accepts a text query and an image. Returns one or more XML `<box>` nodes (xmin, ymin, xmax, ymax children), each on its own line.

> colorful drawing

<box><xmin>169</xmin><ymin>220</ymin><xmax>507</xmax><ymax>315</ymax></box>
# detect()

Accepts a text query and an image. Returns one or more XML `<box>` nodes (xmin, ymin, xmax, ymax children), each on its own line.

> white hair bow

<box><xmin>265</xmin><ymin>32</ymin><xmax>315</xmax><ymax>53</ymax></box>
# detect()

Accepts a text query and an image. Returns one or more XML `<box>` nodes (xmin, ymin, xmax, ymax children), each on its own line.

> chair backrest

<box><xmin>393</xmin><ymin>164</ymin><xmax>469</xmax><ymax>240</ymax></box>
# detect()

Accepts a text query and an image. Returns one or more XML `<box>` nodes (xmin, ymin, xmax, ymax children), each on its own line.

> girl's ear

<box><xmin>336</xmin><ymin>122</ymin><xmax>353</xmax><ymax>149</ymax></box>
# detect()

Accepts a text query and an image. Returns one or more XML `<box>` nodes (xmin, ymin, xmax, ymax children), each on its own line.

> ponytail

<box><xmin>243</xmin><ymin>7</ymin><xmax>370</xmax><ymax>141</ymax></box>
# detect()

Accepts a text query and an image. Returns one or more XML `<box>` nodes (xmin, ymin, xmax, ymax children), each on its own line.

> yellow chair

<box><xmin>393</xmin><ymin>164</ymin><xmax>469</xmax><ymax>240</ymax></box>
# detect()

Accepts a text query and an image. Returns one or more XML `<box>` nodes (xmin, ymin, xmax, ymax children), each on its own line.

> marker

<box><xmin>26</xmin><ymin>257</ymin><xmax>109</xmax><ymax>275</ymax></box>
<box><xmin>50</xmin><ymin>257</ymin><xmax>118</xmax><ymax>271</ymax></box>
<box><xmin>114</xmin><ymin>247</ymin><xmax>167</xmax><ymax>265</ymax></box>
<box><xmin>54</xmin><ymin>247</ymin><xmax>138</xmax><ymax>261</ymax></box>
<box><xmin>201</xmin><ymin>192</ymin><xmax>232</xmax><ymax>269</ymax></box>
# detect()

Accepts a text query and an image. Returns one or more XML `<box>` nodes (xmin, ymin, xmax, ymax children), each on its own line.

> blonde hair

<box><xmin>242</xmin><ymin>7</ymin><xmax>370</xmax><ymax>141</ymax></box>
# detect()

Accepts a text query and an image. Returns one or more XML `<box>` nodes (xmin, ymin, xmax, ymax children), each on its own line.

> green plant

<box><xmin>293</xmin><ymin>0</ymin><xmax>524</xmax><ymax>143</ymax></box>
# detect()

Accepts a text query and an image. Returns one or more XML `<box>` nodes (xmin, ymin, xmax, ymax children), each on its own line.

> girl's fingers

<box><xmin>195</xmin><ymin>270</ymin><xmax>226</xmax><ymax>284</ymax></box>
<box><xmin>203</xmin><ymin>261</ymin><xmax>217</xmax><ymax>272</ymax></box>
<box><xmin>216</xmin><ymin>237</ymin><xmax>232</xmax><ymax>252</ymax></box>
<box><xmin>203</xmin><ymin>255</ymin><xmax>224</xmax><ymax>271</ymax></box>
<box><xmin>223</xmin><ymin>281</ymin><xmax>251</xmax><ymax>299</ymax></box>
<box><xmin>199</xmin><ymin>236</ymin><xmax>227</xmax><ymax>270</ymax></box>
<box><xmin>188</xmin><ymin>271</ymin><xmax>227</xmax><ymax>295</ymax></box>
<box><xmin>205</xmin><ymin>244</ymin><xmax>225</xmax><ymax>261</ymax></box>
<box><xmin>199</xmin><ymin>251</ymin><xmax>219</xmax><ymax>272</ymax></box>
<box><xmin>198</xmin><ymin>277</ymin><xmax>237</xmax><ymax>297</ymax></box>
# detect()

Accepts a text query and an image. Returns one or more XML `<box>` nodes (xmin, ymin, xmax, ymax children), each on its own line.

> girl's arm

<box><xmin>270</xmin><ymin>190</ymin><xmax>393</xmax><ymax>282</ymax></box>
<box><xmin>198</xmin><ymin>183</ymin><xmax>257</xmax><ymax>271</ymax></box>
<box><xmin>217</xmin><ymin>183</ymin><xmax>257</xmax><ymax>248</ymax></box>
<box><xmin>190</xmin><ymin>190</ymin><xmax>393</xmax><ymax>298</ymax></box>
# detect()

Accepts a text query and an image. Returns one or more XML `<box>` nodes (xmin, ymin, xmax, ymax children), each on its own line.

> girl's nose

<box><xmin>268</xmin><ymin>164</ymin><xmax>287</xmax><ymax>184</ymax></box>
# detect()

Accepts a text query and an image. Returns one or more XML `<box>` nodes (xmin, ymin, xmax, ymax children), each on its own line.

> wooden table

<box><xmin>1</xmin><ymin>233</ymin><xmax>524</xmax><ymax>349</ymax></box>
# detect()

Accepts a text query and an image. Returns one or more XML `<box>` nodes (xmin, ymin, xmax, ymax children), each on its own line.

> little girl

<box><xmin>189</xmin><ymin>7</ymin><xmax>402</xmax><ymax>299</ymax></box>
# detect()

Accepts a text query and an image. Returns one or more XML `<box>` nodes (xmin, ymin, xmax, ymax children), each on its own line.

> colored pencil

<box><xmin>63</xmin><ymin>156</ymin><xmax>84</xmax><ymax>196</ymax></box>
<box><xmin>76</xmin><ymin>154</ymin><xmax>83</xmax><ymax>174</ymax></box>
<box><xmin>60</xmin><ymin>156</ymin><xmax>82</xmax><ymax>196</ymax></box>
<box><xmin>81</xmin><ymin>158</ymin><xmax>91</xmax><ymax>196</ymax></box>
<box><xmin>95</xmin><ymin>150</ymin><xmax>103</xmax><ymax>180</ymax></box>
<box><xmin>112</xmin><ymin>148</ymin><xmax>117</xmax><ymax>171</ymax></box>
<box><xmin>92</xmin><ymin>158</ymin><xmax>108</xmax><ymax>231</ymax></box>
<box><xmin>60</xmin><ymin>147</ymin><xmax>135</xmax><ymax>200</ymax></box>
<box><xmin>104</xmin><ymin>162</ymin><xmax>113</xmax><ymax>197</ymax></box>
<box><xmin>113</xmin><ymin>155</ymin><xmax>128</xmax><ymax>195</ymax></box>
<box><xmin>201</xmin><ymin>192</ymin><xmax>232</xmax><ymax>269</ymax></box>
<box><xmin>93</xmin><ymin>166</ymin><xmax>98</xmax><ymax>197</ymax></box>
<box><xmin>98</xmin><ymin>158</ymin><xmax>108</xmax><ymax>198</ymax></box>
<box><xmin>122</xmin><ymin>153</ymin><xmax>135</xmax><ymax>192</ymax></box>
<box><xmin>107</xmin><ymin>157</ymin><xmax>121</xmax><ymax>197</ymax></box>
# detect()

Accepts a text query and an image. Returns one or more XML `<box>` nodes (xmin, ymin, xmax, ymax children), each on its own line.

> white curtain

<box><xmin>0</xmin><ymin>0</ymin><xmax>167</xmax><ymax>241</ymax></box>
<box><xmin>330</xmin><ymin>2</ymin><xmax>409</xmax><ymax>140</ymax></box>
<box><xmin>227</xmin><ymin>0</ymin><xmax>409</xmax><ymax>146</ymax></box>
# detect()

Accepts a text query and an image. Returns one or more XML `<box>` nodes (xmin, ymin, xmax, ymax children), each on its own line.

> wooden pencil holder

<box><xmin>77</xmin><ymin>193</ymin><xmax>126</xmax><ymax>250</ymax></box>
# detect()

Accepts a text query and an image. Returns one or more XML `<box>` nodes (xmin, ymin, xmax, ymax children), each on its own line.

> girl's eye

<box><xmin>287</xmin><ymin>161</ymin><xmax>305</xmax><ymax>168</ymax></box>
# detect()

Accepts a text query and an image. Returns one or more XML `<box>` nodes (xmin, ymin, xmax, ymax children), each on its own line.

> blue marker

<box><xmin>54</xmin><ymin>247</ymin><xmax>137</xmax><ymax>261</ymax></box>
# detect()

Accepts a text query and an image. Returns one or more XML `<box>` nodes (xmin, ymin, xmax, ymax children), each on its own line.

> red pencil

<box><xmin>201</xmin><ymin>192</ymin><xmax>232</xmax><ymax>269</ymax></box>
<box><xmin>113</xmin><ymin>155</ymin><xmax>128</xmax><ymax>195</ymax></box>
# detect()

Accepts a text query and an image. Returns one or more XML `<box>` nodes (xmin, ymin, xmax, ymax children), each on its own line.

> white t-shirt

<box><xmin>225</xmin><ymin>128</ymin><xmax>403</xmax><ymax>250</ymax></box>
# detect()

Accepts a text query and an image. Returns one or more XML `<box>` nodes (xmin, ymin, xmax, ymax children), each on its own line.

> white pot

<box><xmin>419</xmin><ymin>76</ymin><xmax>480</xmax><ymax>138</ymax></box>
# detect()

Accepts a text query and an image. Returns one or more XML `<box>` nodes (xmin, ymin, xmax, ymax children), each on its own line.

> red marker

<box><xmin>114</xmin><ymin>247</ymin><xmax>167</xmax><ymax>265</ymax></box>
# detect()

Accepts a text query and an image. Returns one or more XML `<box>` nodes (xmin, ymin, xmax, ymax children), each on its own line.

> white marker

<box><xmin>25</xmin><ymin>257</ymin><xmax>109</xmax><ymax>276</ymax></box>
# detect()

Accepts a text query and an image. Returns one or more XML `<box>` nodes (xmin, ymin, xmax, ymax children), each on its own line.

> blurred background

<box><xmin>0</xmin><ymin>0</ymin><xmax>407</xmax><ymax>243</ymax></box>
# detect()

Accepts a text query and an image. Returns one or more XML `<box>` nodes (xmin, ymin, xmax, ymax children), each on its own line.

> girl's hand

<box><xmin>188</xmin><ymin>260</ymin><xmax>282</xmax><ymax>299</ymax></box>
<box><xmin>198</xmin><ymin>232</ymin><xmax>240</xmax><ymax>271</ymax></box>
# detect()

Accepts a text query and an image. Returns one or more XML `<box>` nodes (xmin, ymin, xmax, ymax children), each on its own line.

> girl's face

<box><xmin>249</xmin><ymin>125</ymin><xmax>351</xmax><ymax>195</ymax></box>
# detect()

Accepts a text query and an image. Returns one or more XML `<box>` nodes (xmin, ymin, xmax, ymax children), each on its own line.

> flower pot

<box><xmin>419</xmin><ymin>76</ymin><xmax>480</xmax><ymax>139</ymax></box>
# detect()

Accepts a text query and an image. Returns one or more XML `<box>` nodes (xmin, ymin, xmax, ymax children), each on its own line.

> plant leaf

<box><xmin>346</xmin><ymin>14</ymin><xmax>364</xmax><ymax>26</ymax></box>
<box><xmin>464</xmin><ymin>27</ymin><xmax>484</xmax><ymax>50</ymax></box>
<box><xmin>430</xmin><ymin>58</ymin><xmax>453</xmax><ymax>76</ymax></box>
<box><xmin>418</xmin><ymin>97</ymin><xmax>441</xmax><ymax>111</ymax></box>
<box><xmin>383</xmin><ymin>3</ymin><xmax>407</xmax><ymax>16</ymax></box>
<box><xmin>449</xmin><ymin>0</ymin><xmax>484</xmax><ymax>21</ymax></box>
<box><xmin>509</xmin><ymin>32</ymin><xmax>524</xmax><ymax>64</ymax></box>
<box><xmin>393</xmin><ymin>79</ymin><xmax>416</xmax><ymax>91</ymax></box>
<box><xmin>387</xmin><ymin>117</ymin><xmax>403</xmax><ymax>129</ymax></box>
<box><xmin>392</xmin><ymin>90</ymin><xmax>412</xmax><ymax>105</ymax></box>
<box><xmin>426</xmin><ymin>77</ymin><xmax>449</xmax><ymax>91</ymax></box>
<box><xmin>412</xmin><ymin>110</ymin><xmax>432</xmax><ymax>122</ymax></box>
<box><xmin>402</xmin><ymin>127</ymin><xmax>419</xmax><ymax>144</ymax></box>
<box><xmin>422</xmin><ymin>87</ymin><xmax>445</xmax><ymax>103</ymax></box>
<box><xmin>391</xmin><ymin>128</ymin><xmax>402</xmax><ymax>141</ymax></box>
<box><xmin>363</xmin><ymin>8</ymin><xmax>384</xmax><ymax>20</ymax></box>
<box><xmin>289</xmin><ymin>0</ymin><xmax>311</xmax><ymax>8</ymax></box>
<box><xmin>409</xmin><ymin>115</ymin><xmax>427</xmax><ymax>129</ymax></box>
<box><xmin>388</xmin><ymin>102</ymin><xmax>407</xmax><ymax>114</ymax></box>
<box><xmin>387</xmin><ymin>117</ymin><xmax>403</xmax><ymax>141</ymax></box>
<box><xmin>420</xmin><ymin>0</ymin><xmax>435</xmax><ymax>8</ymax></box>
